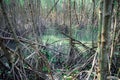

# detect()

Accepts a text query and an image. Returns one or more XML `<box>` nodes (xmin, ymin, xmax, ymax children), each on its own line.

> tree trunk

<box><xmin>99</xmin><ymin>0</ymin><xmax>113</xmax><ymax>79</ymax></box>
<box><xmin>97</xmin><ymin>0</ymin><xmax>103</xmax><ymax>79</ymax></box>
<box><xmin>67</xmin><ymin>0</ymin><xmax>75</xmax><ymax>67</ymax></box>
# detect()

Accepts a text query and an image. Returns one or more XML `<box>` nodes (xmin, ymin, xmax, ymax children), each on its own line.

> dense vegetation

<box><xmin>0</xmin><ymin>0</ymin><xmax>120</xmax><ymax>80</ymax></box>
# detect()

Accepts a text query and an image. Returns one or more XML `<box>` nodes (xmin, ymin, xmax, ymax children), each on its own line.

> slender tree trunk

<box><xmin>54</xmin><ymin>0</ymin><xmax>57</xmax><ymax>24</ymax></box>
<box><xmin>91</xmin><ymin>0</ymin><xmax>95</xmax><ymax>48</ymax></box>
<box><xmin>67</xmin><ymin>0</ymin><xmax>75</xmax><ymax>67</ymax></box>
<box><xmin>99</xmin><ymin>0</ymin><xmax>113</xmax><ymax>79</ymax></box>
<box><xmin>97</xmin><ymin>0</ymin><xmax>103</xmax><ymax>79</ymax></box>
<box><xmin>74</xmin><ymin>0</ymin><xmax>79</xmax><ymax>25</ymax></box>
<box><xmin>62</xmin><ymin>0</ymin><xmax>67</xmax><ymax>25</ymax></box>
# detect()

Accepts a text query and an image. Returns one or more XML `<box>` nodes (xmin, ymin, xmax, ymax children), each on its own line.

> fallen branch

<box><xmin>61</xmin><ymin>31</ymin><xmax>93</xmax><ymax>50</ymax></box>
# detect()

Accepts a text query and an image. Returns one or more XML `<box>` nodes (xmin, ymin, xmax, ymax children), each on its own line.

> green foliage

<box><xmin>113</xmin><ymin>0</ymin><xmax>118</xmax><ymax>6</ymax></box>
<box><xmin>56</xmin><ymin>69</ymin><xmax>61</xmax><ymax>73</ymax></box>
<box><xmin>114</xmin><ymin>52</ymin><xmax>119</xmax><ymax>55</ymax></box>
<box><xmin>42</xmin><ymin>35</ymin><xmax>60</xmax><ymax>43</ymax></box>
<box><xmin>19</xmin><ymin>0</ymin><xmax>24</xmax><ymax>6</ymax></box>
<box><xmin>4</xmin><ymin>0</ymin><xmax>24</xmax><ymax>6</ymax></box>
<box><xmin>72</xmin><ymin>70</ymin><xmax>79</xmax><ymax>74</ymax></box>
<box><xmin>4</xmin><ymin>0</ymin><xmax>10</xmax><ymax>4</ymax></box>
<box><xmin>63</xmin><ymin>75</ymin><xmax>73</xmax><ymax>80</ymax></box>
<box><xmin>42</xmin><ymin>66</ymin><xmax>48</xmax><ymax>72</ymax></box>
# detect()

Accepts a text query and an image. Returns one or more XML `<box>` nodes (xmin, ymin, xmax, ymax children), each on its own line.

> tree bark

<box><xmin>99</xmin><ymin>0</ymin><xmax>113</xmax><ymax>79</ymax></box>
